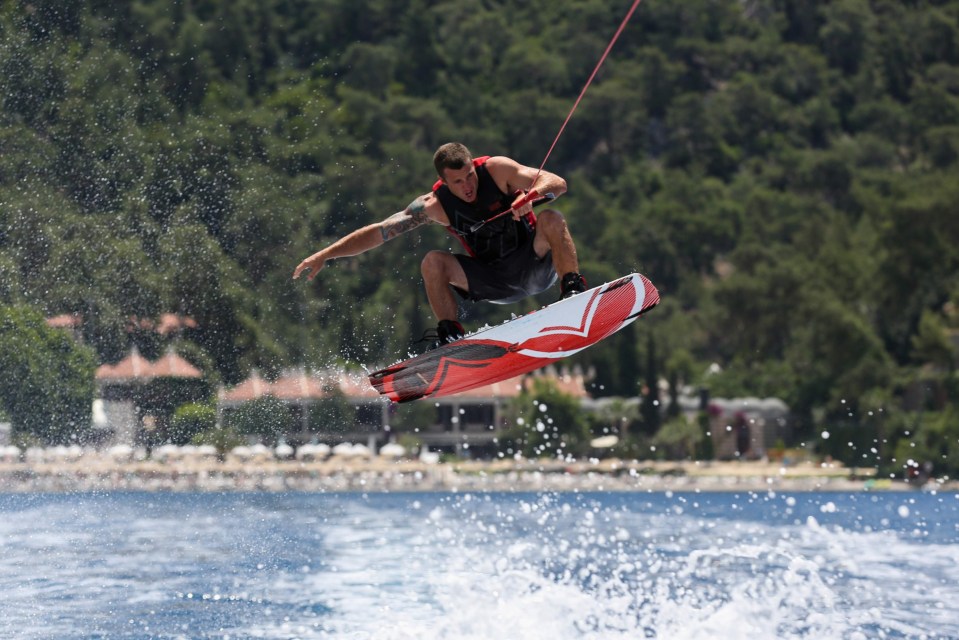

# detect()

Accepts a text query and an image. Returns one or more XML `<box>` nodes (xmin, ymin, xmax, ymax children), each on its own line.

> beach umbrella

<box><xmin>590</xmin><ymin>435</ymin><xmax>619</xmax><ymax>449</ymax></box>
<box><xmin>249</xmin><ymin>443</ymin><xmax>273</xmax><ymax>459</ymax></box>
<box><xmin>107</xmin><ymin>444</ymin><xmax>134</xmax><ymax>461</ymax></box>
<box><xmin>0</xmin><ymin>445</ymin><xmax>21</xmax><ymax>462</ymax></box>
<box><xmin>178</xmin><ymin>444</ymin><xmax>199</xmax><ymax>458</ymax></box>
<box><xmin>294</xmin><ymin>444</ymin><xmax>315</xmax><ymax>460</ymax></box>
<box><xmin>419</xmin><ymin>447</ymin><xmax>440</xmax><ymax>464</ymax></box>
<box><xmin>229</xmin><ymin>445</ymin><xmax>253</xmax><ymax>460</ymax></box>
<box><xmin>50</xmin><ymin>445</ymin><xmax>71</xmax><ymax>460</ymax></box>
<box><xmin>153</xmin><ymin>444</ymin><xmax>182</xmax><ymax>461</ymax></box>
<box><xmin>351</xmin><ymin>443</ymin><xmax>371</xmax><ymax>458</ymax></box>
<box><xmin>295</xmin><ymin>443</ymin><xmax>331</xmax><ymax>460</ymax></box>
<box><xmin>378</xmin><ymin>442</ymin><xmax>406</xmax><ymax>458</ymax></box>
<box><xmin>332</xmin><ymin>442</ymin><xmax>357</xmax><ymax>457</ymax></box>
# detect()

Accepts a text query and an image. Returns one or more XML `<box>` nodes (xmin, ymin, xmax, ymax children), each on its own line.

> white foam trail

<box><xmin>252</xmin><ymin>494</ymin><xmax>959</xmax><ymax>639</ymax></box>
<box><xmin>2</xmin><ymin>493</ymin><xmax>957</xmax><ymax>639</ymax></box>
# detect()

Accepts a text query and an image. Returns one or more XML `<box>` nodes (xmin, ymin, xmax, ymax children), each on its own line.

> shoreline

<box><xmin>0</xmin><ymin>458</ymin><xmax>948</xmax><ymax>493</ymax></box>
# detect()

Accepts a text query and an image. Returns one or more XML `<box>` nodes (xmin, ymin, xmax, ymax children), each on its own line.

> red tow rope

<box><xmin>531</xmin><ymin>0</ymin><xmax>645</xmax><ymax>184</ymax></box>
<box><xmin>472</xmin><ymin>0</ymin><xmax>645</xmax><ymax>233</ymax></box>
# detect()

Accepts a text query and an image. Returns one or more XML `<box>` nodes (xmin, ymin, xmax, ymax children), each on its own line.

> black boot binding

<box><xmin>559</xmin><ymin>272</ymin><xmax>588</xmax><ymax>300</ymax></box>
<box><xmin>437</xmin><ymin>319</ymin><xmax>465</xmax><ymax>344</ymax></box>
<box><xmin>418</xmin><ymin>319</ymin><xmax>466</xmax><ymax>351</ymax></box>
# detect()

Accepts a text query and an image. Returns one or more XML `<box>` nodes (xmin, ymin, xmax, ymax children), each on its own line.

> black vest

<box><xmin>433</xmin><ymin>158</ymin><xmax>534</xmax><ymax>263</ymax></box>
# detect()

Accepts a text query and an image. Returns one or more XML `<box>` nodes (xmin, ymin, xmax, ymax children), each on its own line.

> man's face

<box><xmin>441</xmin><ymin>163</ymin><xmax>479</xmax><ymax>203</ymax></box>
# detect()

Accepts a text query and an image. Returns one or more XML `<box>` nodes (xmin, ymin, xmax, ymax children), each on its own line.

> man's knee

<box><xmin>536</xmin><ymin>208</ymin><xmax>568</xmax><ymax>234</ymax></box>
<box><xmin>421</xmin><ymin>250</ymin><xmax>455</xmax><ymax>278</ymax></box>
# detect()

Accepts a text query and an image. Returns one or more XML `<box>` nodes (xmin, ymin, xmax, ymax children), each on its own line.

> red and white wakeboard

<box><xmin>368</xmin><ymin>272</ymin><xmax>659</xmax><ymax>402</ymax></box>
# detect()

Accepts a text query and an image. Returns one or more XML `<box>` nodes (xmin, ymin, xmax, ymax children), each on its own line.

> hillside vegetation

<box><xmin>1</xmin><ymin>0</ymin><xmax>958</xmax><ymax>471</ymax></box>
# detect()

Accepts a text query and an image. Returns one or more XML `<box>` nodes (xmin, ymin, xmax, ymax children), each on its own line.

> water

<box><xmin>0</xmin><ymin>491</ymin><xmax>957</xmax><ymax>639</ymax></box>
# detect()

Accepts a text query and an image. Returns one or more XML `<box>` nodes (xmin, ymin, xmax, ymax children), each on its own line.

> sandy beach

<box><xmin>0</xmin><ymin>456</ymin><xmax>944</xmax><ymax>493</ymax></box>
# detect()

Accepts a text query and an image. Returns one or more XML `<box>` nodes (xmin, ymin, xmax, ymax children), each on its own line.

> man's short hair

<box><xmin>433</xmin><ymin>142</ymin><xmax>472</xmax><ymax>178</ymax></box>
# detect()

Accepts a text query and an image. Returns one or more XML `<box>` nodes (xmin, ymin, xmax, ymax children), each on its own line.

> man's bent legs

<box><xmin>533</xmin><ymin>209</ymin><xmax>579</xmax><ymax>277</ymax></box>
<box><xmin>421</xmin><ymin>250</ymin><xmax>468</xmax><ymax>322</ymax></box>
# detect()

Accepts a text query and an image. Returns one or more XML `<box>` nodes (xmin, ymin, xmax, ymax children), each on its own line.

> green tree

<box><xmin>874</xmin><ymin>174</ymin><xmax>959</xmax><ymax>363</ymax></box>
<box><xmin>502</xmin><ymin>378</ymin><xmax>591</xmax><ymax>459</ymax></box>
<box><xmin>170</xmin><ymin>401</ymin><xmax>217</xmax><ymax>445</ymax></box>
<box><xmin>652</xmin><ymin>416</ymin><xmax>703</xmax><ymax>460</ymax></box>
<box><xmin>308</xmin><ymin>388</ymin><xmax>357</xmax><ymax>434</ymax></box>
<box><xmin>0</xmin><ymin>305</ymin><xmax>97</xmax><ymax>444</ymax></box>
<box><xmin>3</xmin><ymin>0</ymin><xmax>959</xmax><ymax>455</ymax></box>
<box><xmin>890</xmin><ymin>406</ymin><xmax>959</xmax><ymax>480</ymax></box>
<box><xmin>191</xmin><ymin>425</ymin><xmax>246</xmax><ymax>457</ymax></box>
<box><xmin>227</xmin><ymin>395</ymin><xmax>298</xmax><ymax>444</ymax></box>
<box><xmin>640</xmin><ymin>331</ymin><xmax>662</xmax><ymax>435</ymax></box>
<box><xmin>911</xmin><ymin>310</ymin><xmax>955</xmax><ymax>371</ymax></box>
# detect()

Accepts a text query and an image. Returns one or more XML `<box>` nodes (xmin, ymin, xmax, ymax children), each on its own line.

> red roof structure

<box><xmin>150</xmin><ymin>350</ymin><xmax>203</xmax><ymax>378</ymax></box>
<box><xmin>46</xmin><ymin>313</ymin><xmax>83</xmax><ymax>329</ymax></box>
<box><xmin>446</xmin><ymin>375</ymin><xmax>527</xmax><ymax>399</ymax></box>
<box><xmin>96</xmin><ymin>348</ymin><xmax>202</xmax><ymax>382</ymax></box>
<box><xmin>156</xmin><ymin>313</ymin><xmax>198</xmax><ymax>336</ymax></box>
<box><xmin>269</xmin><ymin>370</ymin><xmax>329</xmax><ymax>401</ymax></box>
<box><xmin>222</xmin><ymin>367</ymin><xmax>587</xmax><ymax>404</ymax></box>
<box><xmin>442</xmin><ymin>368</ymin><xmax>589</xmax><ymax>401</ymax></box>
<box><xmin>219</xmin><ymin>370</ymin><xmax>270</xmax><ymax>402</ymax></box>
<box><xmin>125</xmin><ymin>313</ymin><xmax>198</xmax><ymax>335</ymax></box>
<box><xmin>335</xmin><ymin>371</ymin><xmax>382</xmax><ymax>399</ymax></box>
<box><xmin>51</xmin><ymin>312</ymin><xmax>198</xmax><ymax>337</ymax></box>
<box><xmin>527</xmin><ymin>368</ymin><xmax>590</xmax><ymax>399</ymax></box>
<box><xmin>220</xmin><ymin>369</ymin><xmax>377</xmax><ymax>403</ymax></box>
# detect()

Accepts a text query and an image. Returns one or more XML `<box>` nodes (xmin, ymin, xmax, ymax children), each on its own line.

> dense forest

<box><xmin>1</xmin><ymin>0</ymin><xmax>958</xmax><ymax>472</ymax></box>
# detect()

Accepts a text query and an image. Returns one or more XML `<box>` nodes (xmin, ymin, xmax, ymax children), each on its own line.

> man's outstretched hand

<box><xmin>293</xmin><ymin>253</ymin><xmax>326</xmax><ymax>281</ymax></box>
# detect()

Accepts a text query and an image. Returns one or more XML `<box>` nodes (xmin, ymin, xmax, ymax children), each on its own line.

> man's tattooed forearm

<box><xmin>380</xmin><ymin>197</ymin><xmax>431</xmax><ymax>241</ymax></box>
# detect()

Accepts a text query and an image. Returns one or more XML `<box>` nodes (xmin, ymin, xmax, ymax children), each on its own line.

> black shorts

<box><xmin>453</xmin><ymin>237</ymin><xmax>557</xmax><ymax>304</ymax></box>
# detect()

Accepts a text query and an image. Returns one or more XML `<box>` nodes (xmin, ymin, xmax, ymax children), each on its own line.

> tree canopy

<box><xmin>0</xmin><ymin>304</ymin><xmax>97</xmax><ymax>444</ymax></box>
<box><xmin>1</xmin><ymin>0</ymin><xmax>958</xmax><ymax>470</ymax></box>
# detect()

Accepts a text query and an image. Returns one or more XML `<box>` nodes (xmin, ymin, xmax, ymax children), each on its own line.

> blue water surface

<box><xmin>0</xmin><ymin>490</ymin><xmax>957</xmax><ymax>639</ymax></box>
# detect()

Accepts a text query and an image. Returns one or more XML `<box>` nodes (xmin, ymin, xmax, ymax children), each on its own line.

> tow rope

<box><xmin>470</xmin><ymin>0</ymin><xmax>645</xmax><ymax>233</ymax></box>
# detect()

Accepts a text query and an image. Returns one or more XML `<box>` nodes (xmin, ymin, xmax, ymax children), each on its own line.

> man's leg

<box><xmin>420</xmin><ymin>251</ymin><xmax>469</xmax><ymax>321</ymax></box>
<box><xmin>533</xmin><ymin>209</ymin><xmax>579</xmax><ymax>276</ymax></box>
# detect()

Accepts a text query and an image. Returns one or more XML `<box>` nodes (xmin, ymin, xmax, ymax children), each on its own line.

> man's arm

<box><xmin>292</xmin><ymin>194</ymin><xmax>438</xmax><ymax>281</ymax></box>
<box><xmin>486</xmin><ymin>156</ymin><xmax>568</xmax><ymax>201</ymax></box>
<box><xmin>380</xmin><ymin>194</ymin><xmax>434</xmax><ymax>241</ymax></box>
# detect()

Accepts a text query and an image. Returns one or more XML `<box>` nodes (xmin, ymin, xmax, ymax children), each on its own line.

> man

<box><xmin>293</xmin><ymin>142</ymin><xmax>587</xmax><ymax>346</ymax></box>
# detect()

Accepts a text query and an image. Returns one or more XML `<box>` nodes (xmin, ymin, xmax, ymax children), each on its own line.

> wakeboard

<box><xmin>368</xmin><ymin>272</ymin><xmax>659</xmax><ymax>402</ymax></box>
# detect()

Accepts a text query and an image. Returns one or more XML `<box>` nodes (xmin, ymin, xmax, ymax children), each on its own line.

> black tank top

<box><xmin>432</xmin><ymin>158</ymin><xmax>534</xmax><ymax>263</ymax></box>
